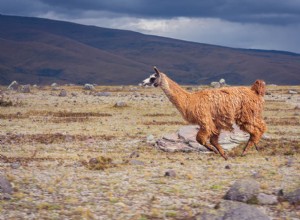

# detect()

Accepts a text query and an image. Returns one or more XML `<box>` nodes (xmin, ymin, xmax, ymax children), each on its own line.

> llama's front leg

<box><xmin>196</xmin><ymin>130</ymin><xmax>219</xmax><ymax>154</ymax></box>
<box><xmin>210</xmin><ymin>135</ymin><xmax>228</xmax><ymax>160</ymax></box>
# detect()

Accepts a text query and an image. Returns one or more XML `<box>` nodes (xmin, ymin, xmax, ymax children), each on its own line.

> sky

<box><xmin>1</xmin><ymin>0</ymin><xmax>300</xmax><ymax>53</ymax></box>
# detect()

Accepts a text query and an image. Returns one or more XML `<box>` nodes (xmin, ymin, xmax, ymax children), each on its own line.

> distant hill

<box><xmin>0</xmin><ymin>14</ymin><xmax>300</xmax><ymax>85</ymax></box>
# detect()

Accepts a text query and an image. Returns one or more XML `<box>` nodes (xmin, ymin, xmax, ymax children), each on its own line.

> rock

<box><xmin>146</xmin><ymin>134</ymin><xmax>155</xmax><ymax>143</ymax></box>
<box><xmin>257</xmin><ymin>193</ymin><xmax>278</xmax><ymax>205</ymax></box>
<box><xmin>178</xmin><ymin>125</ymin><xmax>199</xmax><ymax>142</ymax></box>
<box><xmin>286</xmin><ymin>157</ymin><xmax>294</xmax><ymax>167</ymax></box>
<box><xmin>7</xmin><ymin>81</ymin><xmax>19</xmax><ymax>90</ymax></box>
<box><xmin>87</xmin><ymin>156</ymin><xmax>115</xmax><ymax>170</ymax></box>
<box><xmin>0</xmin><ymin>193</ymin><xmax>12</xmax><ymax>200</ymax></box>
<box><xmin>114</xmin><ymin>101</ymin><xmax>127</xmax><ymax>107</ymax></box>
<box><xmin>225</xmin><ymin>165</ymin><xmax>231</xmax><ymax>169</ymax></box>
<box><xmin>155</xmin><ymin>124</ymin><xmax>248</xmax><ymax>153</ymax></box>
<box><xmin>219</xmin><ymin>78</ymin><xmax>226</xmax><ymax>86</ymax></box>
<box><xmin>0</xmin><ymin>175</ymin><xmax>13</xmax><ymax>195</ymax></box>
<box><xmin>129</xmin><ymin>160</ymin><xmax>145</xmax><ymax>166</ymax></box>
<box><xmin>163</xmin><ymin>133</ymin><xmax>180</xmax><ymax>142</ymax></box>
<box><xmin>165</xmin><ymin>170</ymin><xmax>176</xmax><ymax>178</ymax></box>
<box><xmin>58</xmin><ymin>89</ymin><xmax>67</xmax><ymax>97</ymax></box>
<box><xmin>283</xmin><ymin>188</ymin><xmax>300</xmax><ymax>205</ymax></box>
<box><xmin>251</xmin><ymin>171</ymin><xmax>262</xmax><ymax>179</ymax></box>
<box><xmin>95</xmin><ymin>92</ymin><xmax>111</xmax><ymax>97</ymax></box>
<box><xmin>156</xmin><ymin>140</ymin><xmax>195</xmax><ymax>153</ymax></box>
<box><xmin>288</xmin><ymin>90</ymin><xmax>298</xmax><ymax>94</ymax></box>
<box><xmin>188</xmin><ymin>141</ymin><xmax>209</xmax><ymax>151</ymax></box>
<box><xmin>129</xmin><ymin>151</ymin><xmax>139</xmax><ymax>158</ymax></box>
<box><xmin>224</xmin><ymin>179</ymin><xmax>260</xmax><ymax>203</ymax></box>
<box><xmin>83</xmin><ymin>84</ymin><xmax>95</xmax><ymax>90</ymax></box>
<box><xmin>130</xmin><ymin>87</ymin><xmax>138</xmax><ymax>91</ymax></box>
<box><xmin>20</xmin><ymin>84</ymin><xmax>31</xmax><ymax>93</ymax></box>
<box><xmin>71</xmin><ymin>92</ymin><xmax>77</xmax><ymax>97</ymax></box>
<box><xmin>89</xmin><ymin>158</ymin><xmax>99</xmax><ymax>165</ymax></box>
<box><xmin>201</xmin><ymin>200</ymin><xmax>270</xmax><ymax>220</ymax></box>
<box><xmin>211</xmin><ymin>82</ymin><xmax>221</xmax><ymax>88</ymax></box>
<box><xmin>51</xmin><ymin>83</ymin><xmax>58</xmax><ymax>87</ymax></box>
<box><xmin>11</xmin><ymin>162</ymin><xmax>21</xmax><ymax>169</ymax></box>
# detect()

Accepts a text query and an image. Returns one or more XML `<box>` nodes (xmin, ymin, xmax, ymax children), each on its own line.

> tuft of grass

<box><xmin>0</xmin><ymin>99</ymin><xmax>13</xmax><ymax>107</ymax></box>
<box><xmin>165</xmin><ymin>211</ymin><xmax>177</xmax><ymax>218</ymax></box>
<box><xmin>86</xmin><ymin>156</ymin><xmax>117</xmax><ymax>170</ymax></box>
<box><xmin>37</xmin><ymin>202</ymin><xmax>62</xmax><ymax>210</ymax></box>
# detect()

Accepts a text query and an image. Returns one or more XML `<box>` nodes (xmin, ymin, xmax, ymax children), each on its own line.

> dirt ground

<box><xmin>0</xmin><ymin>84</ymin><xmax>299</xmax><ymax>219</ymax></box>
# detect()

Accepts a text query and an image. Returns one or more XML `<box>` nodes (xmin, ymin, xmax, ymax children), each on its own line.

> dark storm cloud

<box><xmin>1</xmin><ymin>0</ymin><xmax>300</xmax><ymax>25</ymax></box>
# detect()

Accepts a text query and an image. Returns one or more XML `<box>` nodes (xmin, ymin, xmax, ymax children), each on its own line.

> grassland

<box><xmin>0</xmin><ymin>85</ymin><xmax>299</xmax><ymax>219</ymax></box>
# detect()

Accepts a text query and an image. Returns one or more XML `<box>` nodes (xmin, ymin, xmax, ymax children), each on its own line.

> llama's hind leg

<box><xmin>210</xmin><ymin>134</ymin><xmax>228</xmax><ymax>160</ymax></box>
<box><xmin>196</xmin><ymin>130</ymin><xmax>218</xmax><ymax>154</ymax></box>
<box><xmin>241</xmin><ymin>121</ymin><xmax>266</xmax><ymax>156</ymax></box>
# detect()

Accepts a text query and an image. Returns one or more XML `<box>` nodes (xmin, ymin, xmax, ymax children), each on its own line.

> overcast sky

<box><xmin>1</xmin><ymin>0</ymin><xmax>300</xmax><ymax>53</ymax></box>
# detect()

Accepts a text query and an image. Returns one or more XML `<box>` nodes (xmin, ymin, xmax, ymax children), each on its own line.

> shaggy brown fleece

<box><xmin>154</xmin><ymin>67</ymin><xmax>266</xmax><ymax>160</ymax></box>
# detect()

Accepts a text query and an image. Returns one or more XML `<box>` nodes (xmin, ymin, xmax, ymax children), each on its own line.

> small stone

<box><xmin>251</xmin><ymin>171</ymin><xmax>261</xmax><ymax>178</ymax></box>
<box><xmin>288</xmin><ymin>90</ymin><xmax>298</xmax><ymax>94</ymax></box>
<box><xmin>11</xmin><ymin>162</ymin><xmax>21</xmax><ymax>169</ymax></box>
<box><xmin>283</xmin><ymin>188</ymin><xmax>300</xmax><ymax>205</ymax></box>
<box><xmin>1</xmin><ymin>193</ymin><xmax>12</xmax><ymax>200</ymax></box>
<box><xmin>58</xmin><ymin>89</ymin><xmax>67</xmax><ymax>97</ymax></box>
<box><xmin>51</xmin><ymin>83</ymin><xmax>58</xmax><ymax>87</ymax></box>
<box><xmin>225</xmin><ymin>165</ymin><xmax>231</xmax><ymax>169</ymax></box>
<box><xmin>219</xmin><ymin>78</ymin><xmax>226</xmax><ymax>86</ymax></box>
<box><xmin>0</xmin><ymin>175</ymin><xmax>13</xmax><ymax>195</ymax></box>
<box><xmin>129</xmin><ymin>160</ymin><xmax>145</xmax><ymax>166</ymax></box>
<box><xmin>89</xmin><ymin>158</ymin><xmax>98</xmax><ymax>165</ymax></box>
<box><xmin>129</xmin><ymin>151</ymin><xmax>139</xmax><ymax>158</ymax></box>
<box><xmin>95</xmin><ymin>92</ymin><xmax>111</xmax><ymax>97</ymax></box>
<box><xmin>257</xmin><ymin>193</ymin><xmax>278</xmax><ymax>205</ymax></box>
<box><xmin>83</xmin><ymin>84</ymin><xmax>95</xmax><ymax>90</ymax></box>
<box><xmin>20</xmin><ymin>85</ymin><xmax>31</xmax><ymax>93</ymax></box>
<box><xmin>211</xmin><ymin>81</ymin><xmax>221</xmax><ymax>88</ymax></box>
<box><xmin>146</xmin><ymin>134</ymin><xmax>155</xmax><ymax>143</ymax></box>
<box><xmin>286</xmin><ymin>157</ymin><xmax>294</xmax><ymax>167</ymax></box>
<box><xmin>114</xmin><ymin>101</ymin><xmax>127</xmax><ymax>107</ymax></box>
<box><xmin>164</xmin><ymin>170</ymin><xmax>176</xmax><ymax>178</ymax></box>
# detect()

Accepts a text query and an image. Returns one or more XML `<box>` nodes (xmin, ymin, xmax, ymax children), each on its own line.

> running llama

<box><xmin>141</xmin><ymin>67</ymin><xmax>266</xmax><ymax>160</ymax></box>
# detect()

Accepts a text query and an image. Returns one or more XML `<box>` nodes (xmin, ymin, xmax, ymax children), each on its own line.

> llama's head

<box><xmin>140</xmin><ymin>67</ymin><xmax>162</xmax><ymax>87</ymax></box>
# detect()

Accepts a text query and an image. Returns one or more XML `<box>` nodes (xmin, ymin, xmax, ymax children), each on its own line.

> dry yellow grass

<box><xmin>0</xmin><ymin>85</ymin><xmax>299</xmax><ymax>219</ymax></box>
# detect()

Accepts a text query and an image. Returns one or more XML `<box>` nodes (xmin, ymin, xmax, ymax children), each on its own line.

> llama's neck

<box><xmin>160</xmin><ymin>74</ymin><xmax>190</xmax><ymax>118</ymax></box>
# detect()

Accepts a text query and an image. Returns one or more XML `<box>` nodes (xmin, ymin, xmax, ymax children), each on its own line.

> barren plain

<box><xmin>0</xmin><ymin>85</ymin><xmax>299</xmax><ymax>219</ymax></box>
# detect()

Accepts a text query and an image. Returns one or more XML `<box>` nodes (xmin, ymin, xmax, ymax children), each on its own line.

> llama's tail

<box><xmin>251</xmin><ymin>80</ymin><xmax>266</xmax><ymax>96</ymax></box>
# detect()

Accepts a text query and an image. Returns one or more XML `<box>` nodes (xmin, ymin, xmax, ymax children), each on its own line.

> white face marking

<box><xmin>141</xmin><ymin>73</ymin><xmax>158</xmax><ymax>87</ymax></box>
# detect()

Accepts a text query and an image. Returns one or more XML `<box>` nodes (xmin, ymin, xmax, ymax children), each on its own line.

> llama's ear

<box><xmin>154</xmin><ymin>66</ymin><xmax>161</xmax><ymax>77</ymax></box>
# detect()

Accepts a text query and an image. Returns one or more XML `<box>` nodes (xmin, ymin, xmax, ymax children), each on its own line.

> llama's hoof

<box><xmin>255</xmin><ymin>145</ymin><xmax>260</xmax><ymax>151</ymax></box>
<box><xmin>222</xmin><ymin>154</ymin><xmax>229</xmax><ymax>160</ymax></box>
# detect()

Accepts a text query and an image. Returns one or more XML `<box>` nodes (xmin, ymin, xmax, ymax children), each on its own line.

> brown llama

<box><xmin>141</xmin><ymin>67</ymin><xmax>267</xmax><ymax>160</ymax></box>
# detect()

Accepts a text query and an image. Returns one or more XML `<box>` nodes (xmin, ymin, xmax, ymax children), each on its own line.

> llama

<box><xmin>141</xmin><ymin>67</ymin><xmax>267</xmax><ymax>160</ymax></box>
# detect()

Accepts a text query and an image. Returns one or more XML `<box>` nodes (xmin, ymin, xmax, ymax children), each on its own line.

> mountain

<box><xmin>0</xmin><ymin>14</ymin><xmax>300</xmax><ymax>85</ymax></box>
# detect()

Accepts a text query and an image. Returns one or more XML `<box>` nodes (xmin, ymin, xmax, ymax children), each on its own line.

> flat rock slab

<box><xmin>155</xmin><ymin>124</ymin><xmax>249</xmax><ymax>153</ymax></box>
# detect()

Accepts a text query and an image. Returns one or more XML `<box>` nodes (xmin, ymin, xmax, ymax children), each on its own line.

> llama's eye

<box><xmin>150</xmin><ymin>77</ymin><xmax>155</xmax><ymax>83</ymax></box>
